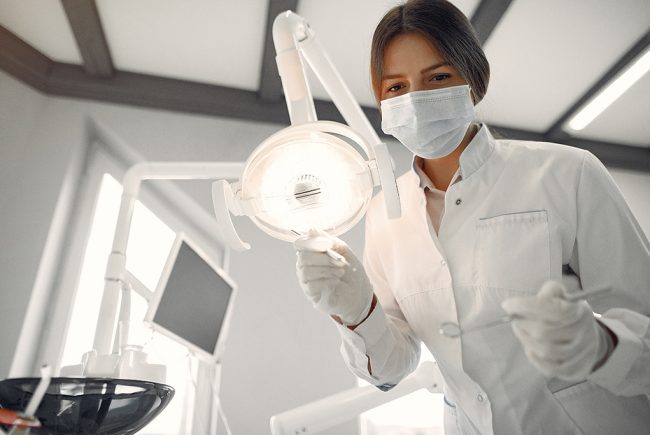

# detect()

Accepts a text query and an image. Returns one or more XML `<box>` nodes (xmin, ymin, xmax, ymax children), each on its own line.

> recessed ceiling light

<box><xmin>568</xmin><ymin>48</ymin><xmax>650</xmax><ymax>131</ymax></box>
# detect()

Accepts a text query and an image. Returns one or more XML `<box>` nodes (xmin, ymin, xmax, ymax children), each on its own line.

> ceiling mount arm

<box><xmin>273</xmin><ymin>11</ymin><xmax>318</xmax><ymax>125</ymax></box>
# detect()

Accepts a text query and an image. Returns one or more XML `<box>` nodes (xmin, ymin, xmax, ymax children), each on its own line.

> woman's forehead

<box><xmin>383</xmin><ymin>32</ymin><xmax>446</xmax><ymax>76</ymax></box>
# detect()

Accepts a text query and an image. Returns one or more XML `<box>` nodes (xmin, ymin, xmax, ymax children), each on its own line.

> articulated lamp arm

<box><xmin>84</xmin><ymin>162</ymin><xmax>244</xmax><ymax>378</ymax></box>
<box><xmin>270</xmin><ymin>361</ymin><xmax>443</xmax><ymax>435</ymax></box>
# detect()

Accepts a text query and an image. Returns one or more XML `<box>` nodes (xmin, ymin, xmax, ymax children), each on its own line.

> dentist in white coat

<box><xmin>295</xmin><ymin>1</ymin><xmax>650</xmax><ymax>434</ymax></box>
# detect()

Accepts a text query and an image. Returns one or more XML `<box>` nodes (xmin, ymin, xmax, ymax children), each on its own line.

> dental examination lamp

<box><xmin>212</xmin><ymin>10</ymin><xmax>401</xmax><ymax>251</ymax></box>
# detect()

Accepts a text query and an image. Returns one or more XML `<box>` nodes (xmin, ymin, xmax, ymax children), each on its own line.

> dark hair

<box><xmin>370</xmin><ymin>0</ymin><xmax>490</xmax><ymax>104</ymax></box>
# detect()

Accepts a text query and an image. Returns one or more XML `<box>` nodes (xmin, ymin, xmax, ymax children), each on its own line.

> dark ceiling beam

<box><xmin>47</xmin><ymin>62</ymin><xmax>292</xmax><ymax>124</ymax></box>
<box><xmin>470</xmin><ymin>0</ymin><xmax>513</xmax><ymax>45</ymax></box>
<box><xmin>42</xmin><ymin>62</ymin><xmax>381</xmax><ymax>129</ymax></box>
<box><xmin>559</xmin><ymin>137</ymin><xmax>650</xmax><ymax>172</ymax></box>
<box><xmin>0</xmin><ymin>25</ymin><xmax>51</xmax><ymax>90</ymax></box>
<box><xmin>490</xmin><ymin>125</ymin><xmax>649</xmax><ymax>171</ymax></box>
<box><xmin>488</xmin><ymin>125</ymin><xmax>546</xmax><ymax>142</ymax></box>
<box><xmin>61</xmin><ymin>0</ymin><xmax>114</xmax><ymax>78</ymax></box>
<box><xmin>258</xmin><ymin>0</ymin><xmax>299</xmax><ymax>101</ymax></box>
<box><xmin>0</xmin><ymin>28</ymin><xmax>647</xmax><ymax>172</ymax></box>
<box><xmin>545</xmin><ymin>30</ymin><xmax>650</xmax><ymax>141</ymax></box>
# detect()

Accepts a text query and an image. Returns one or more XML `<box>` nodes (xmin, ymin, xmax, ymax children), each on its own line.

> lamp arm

<box><xmin>273</xmin><ymin>11</ymin><xmax>380</xmax><ymax>149</ymax></box>
<box><xmin>270</xmin><ymin>361</ymin><xmax>443</xmax><ymax>435</ymax></box>
<box><xmin>298</xmin><ymin>35</ymin><xmax>382</xmax><ymax>152</ymax></box>
<box><xmin>90</xmin><ymin>162</ymin><xmax>245</xmax><ymax>359</ymax></box>
<box><xmin>273</xmin><ymin>11</ymin><xmax>317</xmax><ymax>125</ymax></box>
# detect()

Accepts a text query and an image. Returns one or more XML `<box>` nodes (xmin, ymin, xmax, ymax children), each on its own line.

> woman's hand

<box><xmin>501</xmin><ymin>281</ymin><xmax>613</xmax><ymax>381</ymax></box>
<box><xmin>295</xmin><ymin>234</ymin><xmax>374</xmax><ymax>327</ymax></box>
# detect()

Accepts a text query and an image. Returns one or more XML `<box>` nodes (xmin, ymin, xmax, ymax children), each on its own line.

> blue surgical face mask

<box><xmin>380</xmin><ymin>85</ymin><xmax>476</xmax><ymax>159</ymax></box>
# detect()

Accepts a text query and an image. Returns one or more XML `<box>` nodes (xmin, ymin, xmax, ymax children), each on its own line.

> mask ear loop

<box><xmin>467</xmin><ymin>86</ymin><xmax>481</xmax><ymax>131</ymax></box>
<box><xmin>468</xmin><ymin>86</ymin><xmax>477</xmax><ymax>105</ymax></box>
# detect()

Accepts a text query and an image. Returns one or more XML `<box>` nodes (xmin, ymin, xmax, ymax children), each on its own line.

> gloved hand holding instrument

<box><xmin>295</xmin><ymin>230</ymin><xmax>375</xmax><ymax>327</ymax></box>
<box><xmin>501</xmin><ymin>281</ymin><xmax>614</xmax><ymax>382</ymax></box>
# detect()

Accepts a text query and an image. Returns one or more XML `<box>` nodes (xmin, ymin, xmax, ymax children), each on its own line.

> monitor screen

<box><xmin>151</xmin><ymin>239</ymin><xmax>234</xmax><ymax>357</ymax></box>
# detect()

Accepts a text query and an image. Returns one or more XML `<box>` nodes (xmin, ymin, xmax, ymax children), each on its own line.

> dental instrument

<box><xmin>292</xmin><ymin>230</ymin><xmax>352</xmax><ymax>267</ymax></box>
<box><xmin>440</xmin><ymin>286</ymin><xmax>611</xmax><ymax>338</ymax></box>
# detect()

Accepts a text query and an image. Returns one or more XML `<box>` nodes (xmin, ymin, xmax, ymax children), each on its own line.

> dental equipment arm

<box><xmin>270</xmin><ymin>361</ymin><xmax>442</xmax><ymax>435</ymax></box>
<box><xmin>79</xmin><ymin>162</ymin><xmax>244</xmax><ymax>380</ymax></box>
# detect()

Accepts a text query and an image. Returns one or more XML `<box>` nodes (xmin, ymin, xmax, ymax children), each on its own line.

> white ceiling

<box><xmin>477</xmin><ymin>0</ymin><xmax>650</xmax><ymax>144</ymax></box>
<box><xmin>0</xmin><ymin>0</ymin><xmax>81</xmax><ymax>63</ymax></box>
<box><xmin>0</xmin><ymin>0</ymin><xmax>648</xmax><ymax>147</ymax></box>
<box><xmin>95</xmin><ymin>0</ymin><xmax>267</xmax><ymax>90</ymax></box>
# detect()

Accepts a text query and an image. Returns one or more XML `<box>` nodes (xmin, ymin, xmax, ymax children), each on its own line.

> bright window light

<box><xmin>359</xmin><ymin>344</ymin><xmax>444</xmax><ymax>435</ymax></box>
<box><xmin>60</xmin><ymin>174</ymin><xmax>122</xmax><ymax>369</ymax></box>
<box><xmin>126</xmin><ymin>196</ymin><xmax>177</xmax><ymax>290</ymax></box>
<box><xmin>568</xmin><ymin>48</ymin><xmax>650</xmax><ymax>131</ymax></box>
<box><xmin>60</xmin><ymin>173</ymin><xmax>194</xmax><ymax>435</ymax></box>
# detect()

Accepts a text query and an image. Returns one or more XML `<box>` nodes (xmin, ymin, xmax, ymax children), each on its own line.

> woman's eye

<box><xmin>429</xmin><ymin>74</ymin><xmax>450</xmax><ymax>82</ymax></box>
<box><xmin>387</xmin><ymin>83</ymin><xmax>403</xmax><ymax>93</ymax></box>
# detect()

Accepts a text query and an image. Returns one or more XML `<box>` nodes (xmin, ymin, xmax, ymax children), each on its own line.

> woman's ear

<box><xmin>470</xmin><ymin>88</ymin><xmax>477</xmax><ymax>105</ymax></box>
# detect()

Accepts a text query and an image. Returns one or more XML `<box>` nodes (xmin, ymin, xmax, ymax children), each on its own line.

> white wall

<box><xmin>0</xmin><ymin>71</ymin><xmax>46</xmax><ymax>376</ymax></box>
<box><xmin>0</xmin><ymin>73</ymin><xmax>87</xmax><ymax>379</ymax></box>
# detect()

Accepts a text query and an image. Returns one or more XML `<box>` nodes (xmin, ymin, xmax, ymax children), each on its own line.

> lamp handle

<box><xmin>212</xmin><ymin>180</ymin><xmax>251</xmax><ymax>251</ymax></box>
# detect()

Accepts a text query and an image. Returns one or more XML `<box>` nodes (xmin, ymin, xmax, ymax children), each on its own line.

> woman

<box><xmin>295</xmin><ymin>1</ymin><xmax>650</xmax><ymax>433</ymax></box>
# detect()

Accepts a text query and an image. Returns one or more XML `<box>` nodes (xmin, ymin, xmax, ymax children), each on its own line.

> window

<box><xmin>59</xmin><ymin>173</ymin><xmax>202</xmax><ymax>434</ymax></box>
<box><xmin>359</xmin><ymin>344</ymin><xmax>444</xmax><ymax>435</ymax></box>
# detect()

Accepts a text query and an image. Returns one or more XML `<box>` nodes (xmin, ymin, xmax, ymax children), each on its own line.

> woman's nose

<box><xmin>410</xmin><ymin>81</ymin><xmax>427</xmax><ymax>92</ymax></box>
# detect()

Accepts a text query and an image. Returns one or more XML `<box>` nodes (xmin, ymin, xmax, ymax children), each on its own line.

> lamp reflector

<box><xmin>239</xmin><ymin>128</ymin><xmax>374</xmax><ymax>242</ymax></box>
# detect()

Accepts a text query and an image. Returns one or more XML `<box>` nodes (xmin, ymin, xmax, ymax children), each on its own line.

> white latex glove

<box><xmin>501</xmin><ymin>281</ymin><xmax>610</xmax><ymax>382</ymax></box>
<box><xmin>295</xmin><ymin>233</ymin><xmax>374</xmax><ymax>326</ymax></box>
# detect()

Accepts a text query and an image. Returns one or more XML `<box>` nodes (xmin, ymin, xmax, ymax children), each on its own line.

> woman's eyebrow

<box><xmin>382</xmin><ymin>72</ymin><xmax>405</xmax><ymax>81</ymax></box>
<box><xmin>382</xmin><ymin>62</ymin><xmax>450</xmax><ymax>81</ymax></box>
<box><xmin>420</xmin><ymin>62</ymin><xmax>449</xmax><ymax>74</ymax></box>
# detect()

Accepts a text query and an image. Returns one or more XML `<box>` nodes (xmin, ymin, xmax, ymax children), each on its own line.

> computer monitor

<box><xmin>145</xmin><ymin>234</ymin><xmax>237</xmax><ymax>362</ymax></box>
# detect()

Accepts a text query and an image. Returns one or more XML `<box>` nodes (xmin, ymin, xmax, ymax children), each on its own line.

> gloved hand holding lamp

<box><xmin>501</xmin><ymin>281</ymin><xmax>617</xmax><ymax>382</ymax></box>
<box><xmin>295</xmin><ymin>234</ymin><xmax>375</xmax><ymax>328</ymax></box>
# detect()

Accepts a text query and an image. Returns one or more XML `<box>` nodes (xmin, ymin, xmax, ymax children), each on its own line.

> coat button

<box><xmin>455</xmin><ymin>198</ymin><xmax>462</xmax><ymax>205</ymax></box>
<box><xmin>477</xmin><ymin>394</ymin><xmax>484</xmax><ymax>402</ymax></box>
<box><xmin>440</xmin><ymin>260</ymin><xmax>447</xmax><ymax>266</ymax></box>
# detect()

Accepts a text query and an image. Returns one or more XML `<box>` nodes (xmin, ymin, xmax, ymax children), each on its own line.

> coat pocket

<box><xmin>551</xmin><ymin>380</ymin><xmax>650</xmax><ymax>435</ymax></box>
<box><xmin>474</xmin><ymin>210</ymin><xmax>550</xmax><ymax>293</ymax></box>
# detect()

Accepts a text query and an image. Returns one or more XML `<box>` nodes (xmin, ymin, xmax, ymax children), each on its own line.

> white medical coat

<box><xmin>337</xmin><ymin>126</ymin><xmax>650</xmax><ymax>434</ymax></box>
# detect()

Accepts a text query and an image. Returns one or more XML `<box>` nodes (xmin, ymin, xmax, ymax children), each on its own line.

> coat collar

<box><xmin>409</xmin><ymin>124</ymin><xmax>496</xmax><ymax>189</ymax></box>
